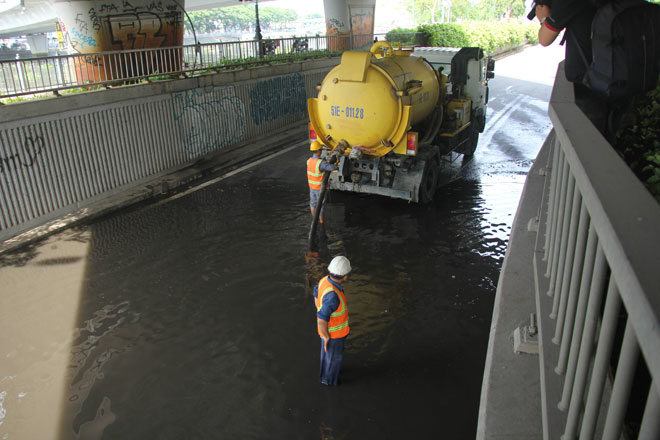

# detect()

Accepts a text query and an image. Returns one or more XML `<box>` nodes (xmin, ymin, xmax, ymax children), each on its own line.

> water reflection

<box><xmin>320</xmin><ymin>423</ymin><xmax>336</xmax><ymax>439</ymax></box>
<box><xmin>0</xmin><ymin>231</ymin><xmax>91</xmax><ymax>439</ymax></box>
<box><xmin>304</xmin><ymin>250</ymin><xmax>325</xmax><ymax>296</ymax></box>
<box><xmin>0</xmin><ymin>227</ymin><xmax>90</xmax><ymax>268</ymax></box>
<box><xmin>0</xmin><ymin>141</ymin><xmax>528</xmax><ymax>438</ymax></box>
<box><xmin>75</xmin><ymin>397</ymin><xmax>116</xmax><ymax>440</ymax></box>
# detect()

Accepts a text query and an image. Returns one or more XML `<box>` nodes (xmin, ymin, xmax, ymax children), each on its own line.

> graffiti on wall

<box><xmin>248</xmin><ymin>73</ymin><xmax>307</xmax><ymax>127</ymax></box>
<box><xmin>70</xmin><ymin>27</ymin><xmax>99</xmax><ymax>50</ymax></box>
<box><xmin>326</xmin><ymin>18</ymin><xmax>347</xmax><ymax>36</ymax></box>
<box><xmin>325</xmin><ymin>17</ymin><xmax>350</xmax><ymax>51</ymax></box>
<box><xmin>0</xmin><ymin>135</ymin><xmax>45</xmax><ymax>175</ymax></box>
<box><xmin>350</xmin><ymin>6</ymin><xmax>375</xmax><ymax>50</ymax></box>
<box><xmin>101</xmin><ymin>4</ymin><xmax>182</xmax><ymax>51</ymax></box>
<box><xmin>53</xmin><ymin>1</ymin><xmax>184</xmax><ymax>86</ymax></box>
<box><xmin>172</xmin><ymin>86</ymin><xmax>247</xmax><ymax>157</ymax></box>
<box><xmin>350</xmin><ymin>7</ymin><xmax>375</xmax><ymax>35</ymax></box>
<box><xmin>105</xmin><ymin>12</ymin><xmax>170</xmax><ymax>50</ymax></box>
<box><xmin>58</xmin><ymin>0</ymin><xmax>183</xmax><ymax>54</ymax></box>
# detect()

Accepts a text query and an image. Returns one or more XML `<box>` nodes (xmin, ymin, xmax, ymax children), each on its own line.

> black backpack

<box><xmin>580</xmin><ymin>0</ymin><xmax>660</xmax><ymax>102</ymax></box>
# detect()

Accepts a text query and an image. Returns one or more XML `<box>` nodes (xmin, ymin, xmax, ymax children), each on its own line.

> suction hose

<box><xmin>420</xmin><ymin>102</ymin><xmax>444</xmax><ymax>145</ymax></box>
<box><xmin>308</xmin><ymin>171</ymin><xmax>331</xmax><ymax>250</ymax></box>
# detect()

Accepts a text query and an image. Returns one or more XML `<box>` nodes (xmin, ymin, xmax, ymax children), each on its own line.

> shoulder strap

<box><xmin>574</xmin><ymin>34</ymin><xmax>590</xmax><ymax>69</ymax></box>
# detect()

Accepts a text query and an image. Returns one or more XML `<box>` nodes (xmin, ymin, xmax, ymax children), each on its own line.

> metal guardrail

<box><xmin>536</xmin><ymin>64</ymin><xmax>660</xmax><ymax>439</ymax></box>
<box><xmin>0</xmin><ymin>33</ymin><xmax>389</xmax><ymax>99</ymax></box>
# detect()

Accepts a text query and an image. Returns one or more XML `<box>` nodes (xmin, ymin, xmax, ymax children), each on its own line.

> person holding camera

<box><xmin>535</xmin><ymin>0</ymin><xmax>609</xmax><ymax>134</ymax></box>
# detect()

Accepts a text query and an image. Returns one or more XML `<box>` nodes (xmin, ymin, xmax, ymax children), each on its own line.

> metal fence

<box><xmin>0</xmin><ymin>33</ymin><xmax>388</xmax><ymax>99</ymax></box>
<box><xmin>536</xmin><ymin>64</ymin><xmax>660</xmax><ymax>439</ymax></box>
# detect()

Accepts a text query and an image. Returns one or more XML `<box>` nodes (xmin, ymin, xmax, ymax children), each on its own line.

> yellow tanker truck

<box><xmin>307</xmin><ymin>42</ymin><xmax>495</xmax><ymax>203</ymax></box>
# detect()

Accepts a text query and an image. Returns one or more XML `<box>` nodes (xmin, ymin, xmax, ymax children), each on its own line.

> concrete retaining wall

<box><xmin>0</xmin><ymin>57</ymin><xmax>339</xmax><ymax>245</ymax></box>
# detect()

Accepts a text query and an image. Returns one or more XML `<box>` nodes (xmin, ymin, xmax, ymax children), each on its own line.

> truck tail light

<box><xmin>309</xmin><ymin>123</ymin><xmax>317</xmax><ymax>141</ymax></box>
<box><xmin>406</xmin><ymin>132</ymin><xmax>418</xmax><ymax>156</ymax></box>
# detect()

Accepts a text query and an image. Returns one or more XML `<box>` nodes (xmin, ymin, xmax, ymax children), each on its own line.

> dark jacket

<box><xmin>545</xmin><ymin>0</ymin><xmax>597</xmax><ymax>82</ymax></box>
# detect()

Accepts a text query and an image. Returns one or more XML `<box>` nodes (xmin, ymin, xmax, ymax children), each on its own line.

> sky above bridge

<box><xmin>0</xmin><ymin>0</ymin><xmax>411</xmax><ymax>40</ymax></box>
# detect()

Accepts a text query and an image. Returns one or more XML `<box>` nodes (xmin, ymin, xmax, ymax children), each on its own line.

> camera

<box><xmin>527</xmin><ymin>0</ymin><xmax>552</xmax><ymax>20</ymax></box>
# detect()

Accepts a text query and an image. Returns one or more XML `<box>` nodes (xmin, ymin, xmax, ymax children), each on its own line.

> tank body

<box><xmin>306</xmin><ymin>44</ymin><xmax>494</xmax><ymax>203</ymax></box>
<box><xmin>308</xmin><ymin>49</ymin><xmax>440</xmax><ymax>157</ymax></box>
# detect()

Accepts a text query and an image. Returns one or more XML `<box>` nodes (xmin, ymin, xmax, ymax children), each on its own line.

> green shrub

<box><xmin>524</xmin><ymin>24</ymin><xmax>540</xmax><ymax>44</ymax></box>
<box><xmin>200</xmin><ymin>49</ymin><xmax>339</xmax><ymax>72</ymax></box>
<box><xmin>614</xmin><ymin>81</ymin><xmax>660</xmax><ymax>203</ymax></box>
<box><xmin>420</xmin><ymin>23</ymin><xmax>471</xmax><ymax>48</ymax></box>
<box><xmin>385</xmin><ymin>28</ymin><xmax>425</xmax><ymax>46</ymax></box>
<box><xmin>389</xmin><ymin>20</ymin><xmax>539</xmax><ymax>53</ymax></box>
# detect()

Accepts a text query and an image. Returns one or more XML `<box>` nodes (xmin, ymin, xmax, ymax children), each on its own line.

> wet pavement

<box><xmin>0</xmin><ymin>44</ymin><xmax>565</xmax><ymax>439</ymax></box>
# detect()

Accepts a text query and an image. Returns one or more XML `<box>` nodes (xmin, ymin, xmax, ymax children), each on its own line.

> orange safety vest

<box><xmin>307</xmin><ymin>157</ymin><xmax>324</xmax><ymax>190</ymax></box>
<box><xmin>315</xmin><ymin>275</ymin><xmax>350</xmax><ymax>339</ymax></box>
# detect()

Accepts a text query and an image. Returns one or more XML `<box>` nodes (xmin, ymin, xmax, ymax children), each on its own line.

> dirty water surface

<box><xmin>0</xmin><ymin>44</ymin><xmax>562</xmax><ymax>440</ymax></box>
<box><xmin>0</xmin><ymin>152</ymin><xmax>515</xmax><ymax>439</ymax></box>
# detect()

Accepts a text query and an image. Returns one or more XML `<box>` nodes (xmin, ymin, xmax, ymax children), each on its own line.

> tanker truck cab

<box><xmin>307</xmin><ymin>42</ymin><xmax>495</xmax><ymax>203</ymax></box>
<box><xmin>415</xmin><ymin>46</ymin><xmax>494</xmax><ymax>156</ymax></box>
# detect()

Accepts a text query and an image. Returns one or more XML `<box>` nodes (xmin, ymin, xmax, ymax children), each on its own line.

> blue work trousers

<box><xmin>320</xmin><ymin>336</ymin><xmax>345</xmax><ymax>385</ymax></box>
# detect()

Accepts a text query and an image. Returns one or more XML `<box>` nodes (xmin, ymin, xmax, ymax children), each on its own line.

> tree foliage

<box><xmin>407</xmin><ymin>0</ymin><xmax>527</xmax><ymax>24</ymax></box>
<box><xmin>614</xmin><ymin>81</ymin><xmax>660</xmax><ymax>203</ymax></box>
<box><xmin>187</xmin><ymin>5</ymin><xmax>298</xmax><ymax>34</ymax></box>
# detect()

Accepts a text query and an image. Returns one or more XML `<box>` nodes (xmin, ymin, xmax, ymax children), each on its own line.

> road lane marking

<box><xmin>155</xmin><ymin>141</ymin><xmax>306</xmax><ymax>205</ymax></box>
<box><xmin>479</xmin><ymin>94</ymin><xmax>526</xmax><ymax>151</ymax></box>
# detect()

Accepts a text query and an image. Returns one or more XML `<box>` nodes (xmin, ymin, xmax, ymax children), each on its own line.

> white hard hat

<box><xmin>328</xmin><ymin>256</ymin><xmax>351</xmax><ymax>277</ymax></box>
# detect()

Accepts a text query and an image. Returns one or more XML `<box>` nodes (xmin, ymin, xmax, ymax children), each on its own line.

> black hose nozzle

<box><xmin>308</xmin><ymin>171</ymin><xmax>331</xmax><ymax>251</ymax></box>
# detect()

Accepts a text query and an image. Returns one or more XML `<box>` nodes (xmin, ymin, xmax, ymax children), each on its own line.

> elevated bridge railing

<box><xmin>0</xmin><ymin>33</ymin><xmax>392</xmax><ymax>99</ymax></box>
<box><xmin>533</xmin><ymin>63</ymin><xmax>660</xmax><ymax>438</ymax></box>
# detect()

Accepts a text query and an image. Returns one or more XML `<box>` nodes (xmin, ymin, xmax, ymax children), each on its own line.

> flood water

<box><xmin>0</xmin><ymin>44</ymin><xmax>564</xmax><ymax>439</ymax></box>
<box><xmin>0</xmin><ymin>149</ymin><xmax>518</xmax><ymax>439</ymax></box>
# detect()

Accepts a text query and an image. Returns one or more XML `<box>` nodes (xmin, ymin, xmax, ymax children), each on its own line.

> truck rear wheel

<box><xmin>464</xmin><ymin>126</ymin><xmax>479</xmax><ymax>157</ymax></box>
<box><xmin>419</xmin><ymin>160</ymin><xmax>439</xmax><ymax>204</ymax></box>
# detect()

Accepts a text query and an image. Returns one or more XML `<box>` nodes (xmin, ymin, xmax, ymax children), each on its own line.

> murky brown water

<box><xmin>0</xmin><ymin>145</ymin><xmax>527</xmax><ymax>439</ymax></box>
<box><xmin>1</xmin><ymin>45</ymin><xmax>561</xmax><ymax>439</ymax></box>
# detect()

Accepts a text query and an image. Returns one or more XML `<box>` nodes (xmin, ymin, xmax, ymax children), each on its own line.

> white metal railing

<box><xmin>0</xmin><ymin>33</ymin><xmax>389</xmax><ymax>99</ymax></box>
<box><xmin>536</xmin><ymin>63</ymin><xmax>660</xmax><ymax>439</ymax></box>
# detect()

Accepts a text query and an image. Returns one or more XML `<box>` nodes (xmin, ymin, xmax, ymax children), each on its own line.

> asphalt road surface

<box><xmin>0</xmin><ymin>44</ymin><xmax>565</xmax><ymax>440</ymax></box>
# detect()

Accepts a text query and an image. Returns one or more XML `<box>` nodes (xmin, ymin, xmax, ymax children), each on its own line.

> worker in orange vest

<box><xmin>307</xmin><ymin>140</ymin><xmax>338</xmax><ymax>225</ymax></box>
<box><xmin>314</xmin><ymin>255</ymin><xmax>352</xmax><ymax>386</ymax></box>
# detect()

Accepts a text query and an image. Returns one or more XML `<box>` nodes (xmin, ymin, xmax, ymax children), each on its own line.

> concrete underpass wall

<box><xmin>0</xmin><ymin>57</ymin><xmax>339</xmax><ymax>244</ymax></box>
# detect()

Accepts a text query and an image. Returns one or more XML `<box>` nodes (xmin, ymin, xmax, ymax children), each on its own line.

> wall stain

<box><xmin>172</xmin><ymin>85</ymin><xmax>247</xmax><ymax>157</ymax></box>
<box><xmin>248</xmin><ymin>73</ymin><xmax>306</xmax><ymax>126</ymax></box>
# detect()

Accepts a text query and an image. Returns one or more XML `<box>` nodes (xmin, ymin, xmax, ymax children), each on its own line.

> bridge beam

<box><xmin>0</xmin><ymin>0</ymin><xmax>57</xmax><ymax>39</ymax></box>
<box><xmin>26</xmin><ymin>33</ymin><xmax>48</xmax><ymax>54</ymax></box>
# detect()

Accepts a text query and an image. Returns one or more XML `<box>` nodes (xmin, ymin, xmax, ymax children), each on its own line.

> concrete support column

<box><xmin>53</xmin><ymin>0</ymin><xmax>185</xmax><ymax>83</ymax></box>
<box><xmin>323</xmin><ymin>0</ymin><xmax>376</xmax><ymax>51</ymax></box>
<box><xmin>54</xmin><ymin>0</ymin><xmax>185</xmax><ymax>53</ymax></box>
<box><xmin>26</xmin><ymin>34</ymin><xmax>49</xmax><ymax>55</ymax></box>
